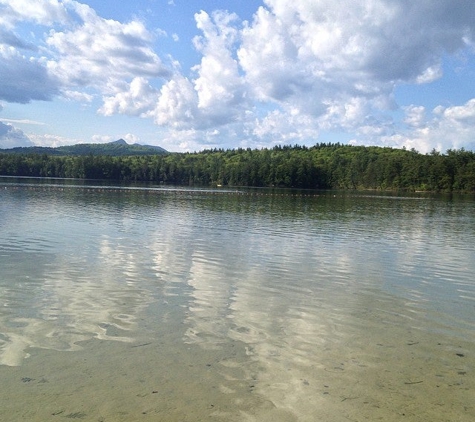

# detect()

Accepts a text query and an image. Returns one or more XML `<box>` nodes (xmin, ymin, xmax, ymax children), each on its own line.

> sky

<box><xmin>1</xmin><ymin>0</ymin><xmax>475</xmax><ymax>153</ymax></box>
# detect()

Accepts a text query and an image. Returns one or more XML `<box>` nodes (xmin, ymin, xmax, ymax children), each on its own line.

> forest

<box><xmin>1</xmin><ymin>143</ymin><xmax>475</xmax><ymax>192</ymax></box>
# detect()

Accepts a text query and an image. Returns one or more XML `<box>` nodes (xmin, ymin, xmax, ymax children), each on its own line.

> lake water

<box><xmin>0</xmin><ymin>177</ymin><xmax>474</xmax><ymax>421</ymax></box>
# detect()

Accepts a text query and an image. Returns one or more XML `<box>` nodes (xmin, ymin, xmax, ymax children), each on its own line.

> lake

<box><xmin>0</xmin><ymin>177</ymin><xmax>474</xmax><ymax>421</ymax></box>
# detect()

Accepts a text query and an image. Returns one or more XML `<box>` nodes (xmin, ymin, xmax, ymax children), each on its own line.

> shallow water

<box><xmin>0</xmin><ymin>178</ymin><xmax>474</xmax><ymax>421</ymax></box>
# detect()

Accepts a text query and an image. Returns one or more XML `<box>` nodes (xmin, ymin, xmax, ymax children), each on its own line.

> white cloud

<box><xmin>350</xmin><ymin>99</ymin><xmax>475</xmax><ymax>153</ymax></box>
<box><xmin>157</xmin><ymin>128</ymin><xmax>200</xmax><ymax>152</ymax></box>
<box><xmin>404</xmin><ymin>105</ymin><xmax>426</xmax><ymax>128</ymax></box>
<box><xmin>227</xmin><ymin>0</ymin><xmax>475</xmax><ymax>151</ymax></box>
<box><xmin>46</xmin><ymin>3</ymin><xmax>171</xmax><ymax>92</ymax></box>
<box><xmin>0</xmin><ymin>118</ymin><xmax>45</xmax><ymax>125</ymax></box>
<box><xmin>151</xmin><ymin>74</ymin><xmax>198</xmax><ymax>128</ymax></box>
<box><xmin>147</xmin><ymin>10</ymin><xmax>250</xmax><ymax>131</ymax></box>
<box><xmin>0</xmin><ymin>0</ymin><xmax>69</xmax><ymax>28</ymax></box>
<box><xmin>0</xmin><ymin>0</ymin><xmax>171</xmax><ymax>105</ymax></box>
<box><xmin>193</xmin><ymin>11</ymin><xmax>245</xmax><ymax>114</ymax></box>
<box><xmin>238</xmin><ymin>0</ymin><xmax>475</xmax><ymax>119</ymax></box>
<box><xmin>251</xmin><ymin>110</ymin><xmax>320</xmax><ymax>145</ymax></box>
<box><xmin>0</xmin><ymin>45</ymin><xmax>60</xmax><ymax>103</ymax></box>
<box><xmin>91</xmin><ymin>134</ymin><xmax>113</xmax><ymax>144</ymax></box>
<box><xmin>27</xmin><ymin>132</ymin><xmax>83</xmax><ymax>148</ymax></box>
<box><xmin>415</xmin><ymin>65</ymin><xmax>443</xmax><ymax>84</ymax></box>
<box><xmin>1</xmin><ymin>0</ymin><xmax>475</xmax><ymax>152</ymax></box>
<box><xmin>411</xmin><ymin>99</ymin><xmax>475</xmax><ymax>152</ymax></box>
<box><xmin>440</xmin><ymin>99</ymin><xmax>475</xmax><ymax>122</ymax></box>
<box><xmin>123</xmin><ymin>133</ymin><xmax>140</xmax><ymax>144</ymax></box>
<box><xmin>62</xmin><ymin>89</ymin><xmax>94</xmax><ymax>103</ymax></box>
<box><xmin>0</xmin><ymin>27</ymin><xmax>36</xmax><ymax>50</ymax></box>
<box><xmin>99</xmin><ymin>77</ymin><xmax>159</xmax><ymax>116</ymax></box>
<box><xmin>90</xmin><ymin>133</ymin><xmax>139</xmax><ymax>144</ymax></box>
<box><xmin>0</xmin><ymin>121</ymin><xmax>34</xmax><ymax>148</ymax></box>
<box><xmin>0</xmin><ymin>0</ymin><xmax>65</xmax><ymax>103</ymax></box>
<box><xmin>317</xmin><ymin>97</ymin><xmax>371</xmax><ymax>132</ymax></box>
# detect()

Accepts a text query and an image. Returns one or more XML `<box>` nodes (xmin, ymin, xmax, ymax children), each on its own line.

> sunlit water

<box><xmin>1</xmin><ymin>177</ymin><xmax>474</xmax><ymax>421</ymax></box>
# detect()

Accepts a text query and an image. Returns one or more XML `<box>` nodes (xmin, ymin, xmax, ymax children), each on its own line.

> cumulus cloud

<box><xmin>99</xmin><ymin>77</ymin><xmax>159</xmax><ymax>116</ymax></box>
<box><xmin>238</xmin><ymin>0</ymin><xmax>475</xmax><ymax>116</ymax></box>
<box><xmin>192</xmin><ymin>11</ymin><xmax>247</xmax><ymax>121</ymax></box>
<box><xmin>62</xmin><ymin>89</ymin><xmax>94</xmax><ymax>103</ymax></box>
<box><xmin>0</xmin><ymin>0</ymin><xmax>171</xmax><ymax>105</ymax></box>
<box><xmin>90</xmin><ymin>133</ymin><xmax>140</xmax><ymax>145</ymax></box>
<box><xmin>46</xmin><ymin>2</ymin><xmax>171</xmax><ymax>91</ymax></box>
<box><xmin>404</xmin><ymin>100</ymin><xmax>475</xmax><ymax>152</ymax></box>
<box><xmin>250</xmin><ymin>110</ymin><xmax>320</xmax><ymax>145</ymax></box>
<box><xmin>91</xmin><ymin>134</ymin><xmax>114</xmax><ymax>144</ymax></box>
<box><xmin>0</xmin><ymin>1</ymin><xmax>64</xmax><ymax>103</ymax></box>
<box><xmin>404</xmin><ymin>105</ymin><xmax>427</xmax><ymax>129</ymax></box>
<box><xmin>0</xmin><ymin>0</ymin><xmax>69</xmax><ymax>28</ymax></box>
<box><xmin>156</xmin><ymin>127</ymin><xmax>235</xmax><ymax>152</ymax></box>
<box><xmin>0</xmin><ymin>28</ymin><xmax>36</xmax><ymax>50</ymax></box>
<box><xmin>0</xmin><ymin>121</ymin><xmax>34</xmax><ymax>148</ymax></box>
<box><xmin>1</xmin><ymin>0</ymin><xmax>475</xmax><ymax>151</ymax></box>
<box><xmin>143</xmin><ymin>0</ymin><xmax>475</xmax><ymax>150</ymax></box>
<box><xmin>152</xmin><ymin>74</ymin><xmax>199</xmax><ymax>128</ymax></box>
<box><xmin>0</xmin><ymin>46</ymin><xmax>60</xmax><ymax>103</ymax></box>
<box><xmin>348</xmin><ymin>99</ymin><xmax>475</xmax><ymax>153</ymax></box>
<box><xmin>27</xmin><ymin>132</ymin><xmax>83</xmax><ymax>148</ymax></box>
<box><xmin>123</xmin><ymin>133</ymin><xmax>141</xmax><ymax>144</ymax></box>
<box><xmin>144</xmin><ymin>10</ymin><xmax>249</xmax><ymax>131</ymax></box>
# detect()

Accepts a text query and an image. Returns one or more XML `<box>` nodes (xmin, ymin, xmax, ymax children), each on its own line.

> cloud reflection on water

<box><xmin>176</xmin><ymin>194</ymin><xmax>475</xmax><ymax>418</ymax></box>
<box><xmin>1</xmin><ymin>186</ymin><xmax>474</xmax><ymax>421</ymax></box>
<box><xmin>178</xmin><ymin>207</ymin><xmax>364</xmax><ymax>419</ymax></box>
<box><xmin>0</xmin><ymin>233</ymin><xmax>153</xmax><ymax>366</ymax></box>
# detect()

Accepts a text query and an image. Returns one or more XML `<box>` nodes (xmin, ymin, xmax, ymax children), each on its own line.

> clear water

<box><xmin>1</xmin><ymin>177</ymin><xmax>474</xmax><ymax>421</ymax></box>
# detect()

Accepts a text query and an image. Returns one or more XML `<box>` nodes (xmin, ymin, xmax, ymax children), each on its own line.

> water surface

<box><xmin>1</xmin><ymin>178</ymin><xmax>474</xmax><ymax>421</ymax></box>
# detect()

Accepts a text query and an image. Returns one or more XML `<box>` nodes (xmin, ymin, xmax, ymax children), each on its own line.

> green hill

<box><xmin>1</xmin><ymin>139</ymin><xmax>168</xmax><ymax>156</ymax></box>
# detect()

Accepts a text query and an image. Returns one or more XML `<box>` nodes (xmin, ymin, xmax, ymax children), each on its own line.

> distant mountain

<box><xmin>0</xmin><ymin>139</ymin><xmax>168</xmax><ymax>156</ymax></box>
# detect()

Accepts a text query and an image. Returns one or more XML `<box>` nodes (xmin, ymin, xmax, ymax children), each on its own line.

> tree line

<box><xmin>1</xmin><ymin>143</ymin><xmax>475</xmax><ymax>192</ymax></box>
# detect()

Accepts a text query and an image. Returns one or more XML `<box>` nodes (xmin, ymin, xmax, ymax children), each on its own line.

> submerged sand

<box><xmin>0</xmin><ymin>293</ymin><xmax>473</xmax><ymax>422</ymax></box>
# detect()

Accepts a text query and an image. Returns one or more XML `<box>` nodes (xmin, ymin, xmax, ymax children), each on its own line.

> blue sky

<box><xmin>1</xmin><ymin>0</ymin><xmax>475</xmax><ymax>153</ymax></box>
